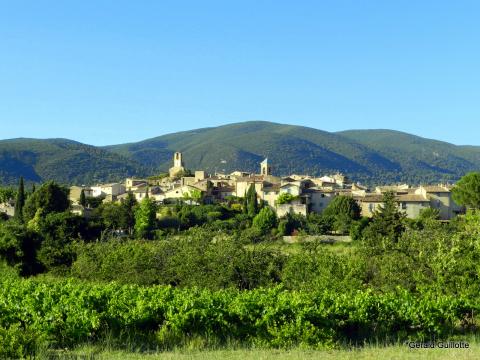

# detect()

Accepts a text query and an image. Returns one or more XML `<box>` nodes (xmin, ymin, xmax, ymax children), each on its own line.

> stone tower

<box><xmin>173</xmin><ymin>152</ymin><xmax>184</xmax><ymax>168</ymax></box>
<box><xmin>169</xmin><ymin>152</ymin><xmax>186</xmax><ymax>178</ymax></box>
<box><xmin>260</xmin><ymin>158</ymin><xmax>271</xmax><ymax>176</ymax></box>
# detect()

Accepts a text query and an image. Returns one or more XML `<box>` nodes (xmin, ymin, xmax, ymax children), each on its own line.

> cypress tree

<box><xmin>242</xmin><ymin>191</ymin><xmax>248</xmax><ymax>214</ymax></box>
<box><xmin>247</xmin><ymin>184</ymin><xmax>258</xmax><ymax>217</ymax></box>
<box><xmin>79</xmin><ymin>189</ymin><xmax>87</xmax><ymax>207</ymax></box>
<box><xmin>14</xmin><ymin>177</ymin><xmax>25</xmax><ymax>221</ymax></box>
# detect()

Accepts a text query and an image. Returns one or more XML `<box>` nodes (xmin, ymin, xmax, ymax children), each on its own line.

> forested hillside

<box><xmin>0</xmin><ymin>138</ymin><xmax>145</xmax><ymax>185</ymax></box>
<box><xmin>2</xmin><ymin>122</ymin><xmax>480</xmax><ymax>185</ymax></box>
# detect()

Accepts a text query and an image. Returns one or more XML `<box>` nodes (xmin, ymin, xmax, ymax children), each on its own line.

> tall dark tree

<box><xmin>242</xmin><ymin>191</ymin><xmax>248</xmax><ymax>214</ymax></box>
<box><xmin>122</xmin><ymin>192</ymin><xmax>138</xmax><ymax>235</ymax></box>
<box><xmin>246</xmin><ymin>184</ymin><xmax>258</xmax><ymax>217</ymax></box>
<box><xmin>79</xmin><ymin>189</ymin><xmax>87</xmax><ymax>207</ymax></box>
<box><xmin>14</xmin><ymin>177</ymin><xmax>25</xmax><ymax>221</ymax></box>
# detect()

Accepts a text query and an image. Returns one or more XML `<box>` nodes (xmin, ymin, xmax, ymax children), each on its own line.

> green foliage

<box><xmin>0</xmin><ymin>276</ymin><xmax>476</xmax><ymax>356</ymax></box>
<box><xmin>277</xmin><ymin>213</ymin><xmax>307</xmax><ymax>236</ymax></box>
<box><xmin>276</xmin><ymin>193</ymin><xmax>298</xmax><ymax>205</ymax></box>
<box><xmin>14</xmin><ymin>177</ymin><xmax>25</xmax><ymax>221</ymax></box>
<box><xmin>363</xmin><ymin>191</ymin><xmax>406</xmax><ymax>245</ymax></box>
<box><xmin>418</xmin><ymin>207</ymin><xmax>440</xmax><ymax>221</ymax></box>
<box><xmin>245</xmin><ymin>184</ymin><xmax>258</xmax><ymax>217</ymax></box>
<box><xmin>85</xmin><ymin>195</ymin><xmax>105</xmax><ymax>209</ymax></box>
<box><xmin>35</xmin><ymin>212</ymin><xmax>88</xmax><ymax>271</ymax></box>
<box><xmin>282</xmin><ymin>241</ymin><xmax>361</xmax><ymax>292</ymax></box>
<box><xmin>72</xmin><ymin>228</ymin><xmax>284</xmax><ymax>290</ymax></box>
<box><xmin>349</xmin><ymin>217</ymin><xmax>371</xmax><ymax>241</ymax></box>
<box><xmin>305</xmin><ymin>212</ymin><xmax>332</xmax><ymax>235</ymax></box>
<box><xmin>121</xmin><ymin>192</ymin><xmax>138</xmax><ymax>235</ymax></box>
<box><xmin>0</xmin><ymin>187</ymin><xmax>15</xmax><ymax>203</ymax></box>
<box><xmin>23</xmin><ymin>181</ymin><xmax>70</xmax><ymax>221</ymax></box>
<box><xmin>452</xmin><ymin>172</ymin><xmax>480</xmax><ymax>209</ymax></box>
<box><xmin>134</xmin><ymin>198</ymin><xmax>157</xmax><ymax>239</ymax></box>
<box><xmin>323</xmin><ymin>196</ymin><xmax>361</xmax><ymax>233</ymax></box>
<box><xmin>183</xmin><ymin>188</ymin><xmax>203</xmax><ymax>204</ymax></box>
<box><xmin>252</xmin><ymin>207</ymin><xmax>277</xmax><ymax>234</ymax></box>
<box><xmin>0</xmin><ymin>222</ymin><xmax>42</xmax><ymax>275</ymax></box>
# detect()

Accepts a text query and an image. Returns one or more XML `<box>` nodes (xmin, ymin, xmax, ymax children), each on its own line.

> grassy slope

<box><xmin>55</xmin><ymin>343</ymin><xmax>480</xmax><ymax>360</ymax></box>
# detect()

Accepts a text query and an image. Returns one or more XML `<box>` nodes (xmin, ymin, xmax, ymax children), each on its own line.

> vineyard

<box><xmin>0</xmin><ymin>276</ymin><xmax>477</xmax><ymax>358</ymax></box>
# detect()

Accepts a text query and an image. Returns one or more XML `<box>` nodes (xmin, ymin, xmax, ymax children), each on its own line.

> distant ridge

<box><xmin>1</xmin><ymin>121</ymin><xmax>480</xmax><ymax>185</ymax></box>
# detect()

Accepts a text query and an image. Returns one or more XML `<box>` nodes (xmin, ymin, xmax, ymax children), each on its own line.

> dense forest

<box><xmin>1</xmin><ymin>173</ymin><xmax>480</xmax><ymax>357</ymax></box>
<box><xmin>3</xmin><ymin>122</ymin><xmax>480</xmax><ymax>186</ymax></box>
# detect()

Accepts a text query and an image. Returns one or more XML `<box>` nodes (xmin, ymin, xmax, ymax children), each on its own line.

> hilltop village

<box><xmin>67</xmin><ymin>152</ymin><xmax>463</xmax><ymax>221</ymax></box>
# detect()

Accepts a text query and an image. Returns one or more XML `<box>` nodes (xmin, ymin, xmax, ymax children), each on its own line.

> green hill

<box><xmin>0</xmin><ymin>138</ymin><xmax>145</xmax><ymax>185</ymax></box>
<box><xmin>2</xmin><ymin>122</ymin><xmax>480</xmax><ymax>185</ymax></box>
<box><xmin>337</xmin><ymin>129</ymin><xmax>480</xmax><ymax>183</ymax></box>
<box><xmin>106</xmin><ymin>121</ymin><xmax>480</xmax><ymax>185</ymax></box>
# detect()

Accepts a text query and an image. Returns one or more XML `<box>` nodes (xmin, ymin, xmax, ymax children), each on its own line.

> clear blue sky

<box><xmin>1</xmin><ymin>1</ymin><xmax>479</xmax><ymax>146</ymax></box>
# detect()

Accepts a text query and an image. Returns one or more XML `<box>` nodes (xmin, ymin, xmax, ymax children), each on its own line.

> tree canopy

<box><xmin>451</xmin><ymin>172</ymin><xmax>480</xmax><ymax>209</ymax></box>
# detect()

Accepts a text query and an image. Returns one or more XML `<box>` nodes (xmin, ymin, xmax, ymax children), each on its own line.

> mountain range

<box><xmin>1</xmin><ymin>121</ymin><xmax>479</xmax><ymax>186</ymax></box>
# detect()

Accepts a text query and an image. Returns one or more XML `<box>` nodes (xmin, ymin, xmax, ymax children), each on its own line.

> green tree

<box><xmin>36</xmin><ymin>211</ymin><xmax>86</xmax><ymax>271</ymax></box>
<box><xmin>98</xmin><ymin>202</ymin><xmax>127</xmax><ymax>232</ymax></box>
<box><xmin>183</xmin><ymin>188</ymin><xmax>203</xmax><ymax>204</ymax></box>
<box><xmin>322</xmin><ymin>195</ymin><xmax>361</xmax><ymax>233</ymax></box>
<box><xmin>323</xmin><ymin>195</ymin><xmax>361</xmax><ymax>220</ymax></box>
<box><xmin>79</xmin><ymin>189</ymin><xmax>87</xmax><ymax>207</ymax></box>
<box><xmin>0</xmin><ymin>222</ymin><xmax>42</xmax><ymax>275</ymax></box>
<box><xmin>252</xmin><ymin>206</ymin><xmax>277</xmax><ymax>234</ymax></box>
<box><xmin>452</xmin><ymin>172</ymin><xmax>480</xmax><ymax>209</ymax></box>
<box><xmin>363</xmin><ymin>191</ymin><xmax>406</xmax><ymax>245</ymax></box>
<box><xmin>134</xmin><ymin>197</ymin><xmax>157</xmax><ymax>239</ymax></box>
<box><xmin>23</xmin><ymin>181</ymin><xmax>70</xmax><ymax>221</ymax></box>
<box><xmin>14</xmin><ymin>177</ymin><xmax>25</xmax><ymax>221</ymax></box>
<box><xmin>246</xmin><ymin>184</ymin><xmax>258</xmax><ymax>217</ymax></box>
<box><xmin>122</xmin><ymin>192</ymin><xmax>138</xmax><ymax>235</ymax></box>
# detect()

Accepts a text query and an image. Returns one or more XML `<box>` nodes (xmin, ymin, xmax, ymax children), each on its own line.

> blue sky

<box><xmin>0</xmin><ymin>1</ymin><xmax>479</xmax><ymax>146</ymax></box>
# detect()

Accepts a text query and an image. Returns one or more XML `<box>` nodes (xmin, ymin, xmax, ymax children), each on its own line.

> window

<box><xmin>401</xmin><ymin>202</ymin><xmax>407</xmax><ymax>210</ymax></box>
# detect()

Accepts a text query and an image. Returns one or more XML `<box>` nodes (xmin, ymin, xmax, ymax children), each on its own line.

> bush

<box><xmin>252</xmin><ymin>207</ymin><xmax>277</xmax><ymax>234</ymax></box>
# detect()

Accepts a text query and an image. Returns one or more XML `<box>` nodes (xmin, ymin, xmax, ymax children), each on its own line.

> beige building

<box><xmin>69</xmin><ymin>186</ymin><xmax>94</xmax><ymax>204</ymax></box>
<box><xmin>415</xmin><ymin>185</ymin><xmax>462</xmax><ymax>220</ymax></box>
<box><xmin>125</xmin><ymin>178</ymin><xmax>148</xmax><ymax>191</ymax></box>
<box><xmin>276</xmin><ymin>203</ymin><xmax>308</xmax><ymax>217</ymax></box>
<box><xmin>0</xmin><ymin>201</ymin><xmax>15</xmax><ymax>217</ymax></box>
<box><xmin>91</xmin><ymin>183</ymin><xmax>125</xmax><ymax>198</ymax></box>
<box><xmin>359</xmin><ymin>183</ymin><xmax>463</xmax><ymax>220</ymax></box>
